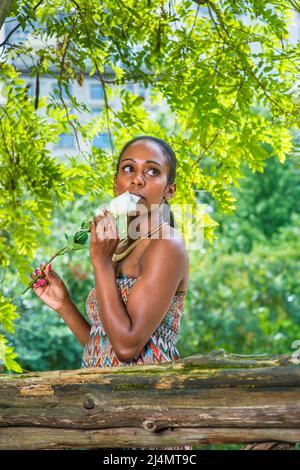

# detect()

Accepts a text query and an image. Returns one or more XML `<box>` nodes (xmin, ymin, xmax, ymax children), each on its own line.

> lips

<box><xmin>130</xmin><ymin>192</ymin><xmax>145</xmax><ymax>199</ymax></box>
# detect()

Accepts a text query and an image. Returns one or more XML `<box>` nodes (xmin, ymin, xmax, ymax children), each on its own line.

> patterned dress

<box><xmin>81</xmin><ymin>273</ymin><xmax>192</xmax><ymax>451</ymax></box>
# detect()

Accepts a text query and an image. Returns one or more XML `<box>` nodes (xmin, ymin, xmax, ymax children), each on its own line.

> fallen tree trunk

<box><xmin>0</xmin><ymin>349</ymin><xmax>299</xmax><ymax>450</ymax></box>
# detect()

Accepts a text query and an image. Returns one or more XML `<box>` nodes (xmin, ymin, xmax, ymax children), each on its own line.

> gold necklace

<box><xmin>112</xmin><ymin>221</ymin><xmax>169</xmax><ymax>262</ymax></box>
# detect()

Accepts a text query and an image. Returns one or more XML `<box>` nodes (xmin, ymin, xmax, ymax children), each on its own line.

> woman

<box><xmin>31</xmin><ymin>135</ymin><xmax>192</xmax><ymax>450</ymax></box>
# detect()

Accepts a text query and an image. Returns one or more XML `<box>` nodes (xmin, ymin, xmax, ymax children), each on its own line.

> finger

<box><xmin>34</xmin><ymin>262</ymin><xmax>47</xmax><ymax>275</ymax></box>
<box><xmin>31</xmin><ymin>269</ymin><xmax>41</xmax><ymax>280</ymax></box>
<box><xmin>96</xmin><ymin>225</ymin><xmax>105</xmax><ymax>240</ymax></box>
<box><xmin>45</xmin><ymin>264</ymin><xmax>52</xmax><ymax>276</ymax></box>
<box><xmin>103</xmin><ymin>220</ymin><xmax>113</xmax><ymax>239</ymax></box>
<box><xmin>39</xmin><ymin>263</ymin><xmax>47</xmax><ymax>275</ymax></box>
<box><xmin>33</xmin><ymin>281</ymin><xmax>43</xmax><ymax>287</ymax></box>
<box><xmin>94</xmin><ymin>208</ymin><xmax>109</xmax><ymax>222</ymax></box>
<box><xmin>98</xmin><ymin>207</ymin><xmax>109</xmax><ymax>217</ymax></box>
<box><xmin>102</xmin><ymin>226</ymin><xmax>111</xmax><ymax>239</ymax></box>
<box><xmin>95</xmin><ymin>208</ymin><xmax>105</xmax><ymax>218</ymax></box>
<box><xmin>96</xmin><ymin>220</ymin><xmax>108</xmax><ymax>240</ymax></box>
<box><xmin>108</xmin><ymin>211</ymin><xmax>118</xmax><ymax>228</ymax></box>
<box><xmin>105</xmin><ymin>221</ymin><xmax>115</xmax><ymax>239</ymax></box>
<box><xmin>93</xmin><ymin>215</ymin><xmax>107</xmax><ymax>227</ymax></box>
<box><xmin>96</xmin><ymin>217</ymin><xmax>107</xmax><ymax>238</ymax></box>
<box><xmin>107</xmin><ymin>213</ymin><xmax>119</xmax><ymax>239</ymax></box>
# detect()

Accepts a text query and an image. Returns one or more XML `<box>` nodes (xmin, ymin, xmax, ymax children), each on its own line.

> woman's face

<box><xmin>113</xmin><ymin>140</ymin><xmax>175</xmax><ymax>212</ymax></box>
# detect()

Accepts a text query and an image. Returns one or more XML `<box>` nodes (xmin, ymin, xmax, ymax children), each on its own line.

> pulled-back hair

<box><xmin>115</xmin><ymin>135</ymin><xmax>176</xmax><ymax>227</ymax></box>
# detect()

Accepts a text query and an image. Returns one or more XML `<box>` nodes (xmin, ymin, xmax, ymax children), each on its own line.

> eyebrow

<box><xmin>121</xmin><ymin>157</ymin><xmax>162</xmax><ymax>168</ymax></box>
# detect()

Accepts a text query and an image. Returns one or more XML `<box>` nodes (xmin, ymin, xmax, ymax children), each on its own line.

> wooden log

<box><xmin>0</xmin><ymin>349</ymin><xmax>299</xmax><ymax>449</ymax></box>
<box><xmin>0</xmin><ymin>427</ymin><xmax>299</xmax><ymax>450</ymax></box>
<box><xmin>241</xmin><ymin>442</ymin><xmax>295</xmax><ymax>450</ymax></box>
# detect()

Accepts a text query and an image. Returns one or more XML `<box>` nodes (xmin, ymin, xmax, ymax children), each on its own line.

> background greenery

<box><xmin>5</xmin><ymin>154</ymin><xmax>300</xmax><ymax>372</ymax></box>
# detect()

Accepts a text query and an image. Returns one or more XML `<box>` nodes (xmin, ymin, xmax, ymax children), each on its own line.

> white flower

<box><xmin>109</xmin><ymin>190</ymin><xmax>141</xmax><ymax>217</ymax></box>
<box><xmin>94</xmin><ymin>191</ymin><xmax>141</xmax><ymax>239</ymax></box>
<box><xmin>95</xmin><ymin>191</ymin><xmax>141</xmax><ymax>218</ymax></box>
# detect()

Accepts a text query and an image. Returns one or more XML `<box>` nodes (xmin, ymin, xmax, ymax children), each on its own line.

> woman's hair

<box><xmin>115</xmin><ymin>135</ymin><xmax>176</xmax><ymax>228</ymax></box>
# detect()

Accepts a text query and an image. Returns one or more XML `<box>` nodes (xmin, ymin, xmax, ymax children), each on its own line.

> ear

<box><xmin>165</xmin><ymin>183</ymin><xmax>176</xmax><ymax>202</ymax></box>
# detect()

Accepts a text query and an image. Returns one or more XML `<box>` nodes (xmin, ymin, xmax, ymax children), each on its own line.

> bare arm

<box><xmin>93</xmin><ymin>262</ymin><xmax>132</xmax><ymax>361</ymax></box>
<box><xmin>125</xmin><ymin>238</ymin><xmax>186</xmax><ymax>359</ymax></box>
<box><xmin>92</xmin><ymin>238</ymin><xmax>185</xmax><ymax>362</ymax></box>
<box><xmin>30</xmin><ymin>263</ymin><xmax>91</xmax><ymax>348</ymax></box>
<box><xmin>56</xmin><ymin>302</ymin><xmax>91</xmax><ymax>348</ymax></box>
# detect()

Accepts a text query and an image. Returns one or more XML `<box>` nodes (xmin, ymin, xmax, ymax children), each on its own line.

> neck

<box><xmin>126</xmin><ymin>205</ymin><xmax>165</xmax><ymax>241</ymax></box>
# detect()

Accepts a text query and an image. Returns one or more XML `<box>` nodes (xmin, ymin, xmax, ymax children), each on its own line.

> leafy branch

<box><xmin>0</xmin><ymin>0</ymin><xmax>45</xmax><ymax>48</ymax></box>
<box><xmin>21</xmin><ymin>218</ymin><xmax>92</xmax><ymax>295</ymax></box>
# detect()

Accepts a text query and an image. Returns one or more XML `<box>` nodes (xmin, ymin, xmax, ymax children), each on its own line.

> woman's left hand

<box><xmin>90</xmin><ymin>209</ymin><xmax>120</xmax><ymax>268</ymax></box>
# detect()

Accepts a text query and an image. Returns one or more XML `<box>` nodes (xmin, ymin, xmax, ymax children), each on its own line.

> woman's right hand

<box><xmin>30</xmin><ymin>262</ymin><xmax>73</xmax><ymax>314</ymax></box>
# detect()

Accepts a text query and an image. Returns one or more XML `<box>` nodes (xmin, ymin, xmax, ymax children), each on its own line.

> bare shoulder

<box><xmin>161</xmin><ymin>225</ymin><xmax>188</xmax><ymax>254</ymax></box>
<box><xmin>163</xmin><ymin>226</ymin><xmax>189</xmax><ymax>287</ymax></box>
<box><xmin>140</xmin><ymin>224</ymin><xmax>189</xmax><ymax>273</ymax></box>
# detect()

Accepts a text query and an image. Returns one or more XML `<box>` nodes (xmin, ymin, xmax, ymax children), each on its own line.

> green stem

<box><xmin>22</xmin><ymin>220</ymin><xmax>94</xmax><ymax>296</ymax></box>
<box><xmin>21</xmin><ymin>246</ymin><xmax>69</xmax><ymax>296</ymax></box>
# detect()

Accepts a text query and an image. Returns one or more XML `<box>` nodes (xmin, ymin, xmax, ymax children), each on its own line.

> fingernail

<box><xmin>48</xmin><ymin>264</ymin><xmax>52</xmax><ymax>271</ymax></box>
<box><xmin>34</xmin><ymin>282</ymin><xmax>41</xmax><ymax>287</ymax></box>
<box><xmin>39</xmin><ymin>279</ymin><xmax>46</xmax><ymax>285</ymax></box>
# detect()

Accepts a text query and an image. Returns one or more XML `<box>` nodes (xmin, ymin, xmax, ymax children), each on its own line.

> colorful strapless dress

<box><xmin>81</xmin><ymin>273</ymin><xmax>192</xmax><ymax>451</ymax></box>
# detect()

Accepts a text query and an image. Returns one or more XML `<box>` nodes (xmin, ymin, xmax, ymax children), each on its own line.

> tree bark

<box><xmin>0</xmin><ymin>349</ymin><xmax>299</xmax><ymax>449</ymax></box>
<box><xmin>241</xmin><ymin>442</ymin><xmax>295</xmax><ymax>450</ymax></box>
<box><xmin>0</xmin><ymin>0</ymin><xmax>12</xmax><ymax>32</ymax></box>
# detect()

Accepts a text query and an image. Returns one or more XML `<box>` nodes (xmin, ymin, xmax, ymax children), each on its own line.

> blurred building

<box><xmin>0</xmin><ymin>16</ymin><xmax>168</xmax><ymax>160</ymax></box>
<box><xmin>1</xmin><ymin>6</ymin><xmax>299</xmax><ymax>161</ymax></box>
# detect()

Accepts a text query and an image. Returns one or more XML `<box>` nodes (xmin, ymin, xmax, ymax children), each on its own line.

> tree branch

<box><xmin>0</xmin><ymin>0</ymin><xmax>13</xmax><ymax>32</ymax></box>
<box><xmin>0</xmin><ymin>0</ymin><xmax>44</xmax><ymax>48</ymax></box>
<box><xmin>289</xmin><ymin>1</ymin><xmax>300</xmax><ymax>13</ymax></box>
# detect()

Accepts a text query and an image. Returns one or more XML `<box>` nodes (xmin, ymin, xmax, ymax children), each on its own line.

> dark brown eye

<box><xmin>148</xmin><ymin>168</ymin><xmax>160</xmax><ymax>176</ymax></box>
<box><xmin>121</xmin><ymin>165</ymin><xmax>160</xmax><ymax>176</ymax></box>
<box><xmin>122</xmin><ymin>165</ymin><xmax>132</xmax><ymax>172</ymax></box>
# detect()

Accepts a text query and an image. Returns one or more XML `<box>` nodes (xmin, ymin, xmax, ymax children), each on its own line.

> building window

<box><xmin>92</xmin><ymin>133</ymin><xmax>110</xmax><ymax>149</ymax></box>
<box><xmin>138</xmin><ymin>84</ymin><xmax>145</xmax><ymax>98</ymax></box>
<box><xmin>91</xmin><ymin>107</ymin><xmax>102</xmax><ymax>115</ymax></box>
<box><xmin>56</xmin><ymin>133</ymin><xmax>75</xmax><ymax>149</ymax></box>
<box><xmin>90</xmin><ymin>84</ymin><xmax>104</xmax><ymax>100</ymax></box>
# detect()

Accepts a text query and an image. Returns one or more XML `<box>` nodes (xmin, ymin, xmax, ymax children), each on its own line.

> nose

<box><xmin>130</xmin><ymin>172</ymin><xmax>145</xmax><ymax>188</ymax></box>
